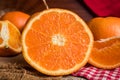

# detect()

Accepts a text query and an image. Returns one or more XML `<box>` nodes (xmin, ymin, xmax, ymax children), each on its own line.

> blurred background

<box><xmin>0</xmin><ymin>0</ymin><xmax>94</xmax><ymax>22</ymax></box>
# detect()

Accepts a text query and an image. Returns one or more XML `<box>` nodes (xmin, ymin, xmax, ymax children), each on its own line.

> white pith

<box><xmin>52</xmin><ymin>34</ymin><xmax>66</xmax><ymax>46</ymax></box>
<box><xmin>0</xmin><ymin>22</ymin><xmax>9</xmax><ymax>47</ymax></box>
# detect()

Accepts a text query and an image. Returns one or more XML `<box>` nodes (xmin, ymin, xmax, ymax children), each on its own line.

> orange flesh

<box><xmin>25</xmin><ymin>12</ymin><xmax>90</xmax><ymax>70</ymax></box>
<box><xmin>8</xmin><ymin>23</ymin><xmax>21</xmax><ymax>49</ymax></box>
<box><xmin>91</xmin><ymin>38</ymin><xmax>120</xmax><ymax>66</ymax></box>
<box><xmin>0</xmin><ymin>23</ymin><xmax>3</xmax><ymax>44</ymax></box>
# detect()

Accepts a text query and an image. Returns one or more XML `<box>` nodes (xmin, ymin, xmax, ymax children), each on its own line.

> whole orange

<box><xmin>2</xmin><ymin>11</ymin><xmax>30</xmax><ymax>32</ymax></box>
<box><xmin>88</xmin><ymin>17</ymin><xmax>120</xmax><ymax>40</ymax></box>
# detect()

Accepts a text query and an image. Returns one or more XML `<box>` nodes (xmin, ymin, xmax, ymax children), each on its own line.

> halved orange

<box><xmin>0</xmin><ymin>20</ymin><xmax>22</xmax><ymax>57</ymax></box>
<box><xmin>89</xmin><ymin>37</ymin><xmax>120</xmax><ymax>69</ymax></box>
<box><xmin>22</xmin><ymin>8</ymin><xmax>93</xmax><ymax>76</ymax></box>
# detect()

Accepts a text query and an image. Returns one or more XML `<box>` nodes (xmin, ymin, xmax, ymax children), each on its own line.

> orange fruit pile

<box><xmin>0</xmin><ymin>20</ymin><xmax>22</xmax><ymax>56</ymax></box>
<box><xmin>22</xmin><ymin>8</ymin><xmax>93</xmax><ymax>76</ymax></box>
<box><xmin>1</xmin><ymin>8</ymin><xmax>119</xmax><ymax>75</ymax></box>
<box><xmin>2</xmin><ymin>11</ymin><xmax>30</xmax><ymax>32</ymax></box>
<box><xmin>88</xmin><ymin>17</ymin><xmax>120</xmax><ymax>69</ymax></box>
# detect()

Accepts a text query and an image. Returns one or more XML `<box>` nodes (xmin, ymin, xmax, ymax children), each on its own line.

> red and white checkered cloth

<box><xmin>72</xmin><ymin>65</ymin><xmax>120</xmax><ymax>80</ymax></box>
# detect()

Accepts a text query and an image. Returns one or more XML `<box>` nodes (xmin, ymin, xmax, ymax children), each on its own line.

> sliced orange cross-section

<box><xmin>22</xmin><ymin>8</ymin><xmax>93</xmax><ymax>76</ymax></box>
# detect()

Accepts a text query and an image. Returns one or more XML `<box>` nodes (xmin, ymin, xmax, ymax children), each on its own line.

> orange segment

<box><xmin>89</xmin><ymin>37</ymin><xmax>120</xmax><ymax>69</ymax></box>
<box><xmin>8</xmin><ymin>22</ymin><xmax>21</xmax><ymax>50</ymax></box>
<box><xmin>0</xmin><ymin>20</ymin><xmax>22</xmax><ymax>57</ymax></box>
<box><xmin>22</xmin><ymin>8</ymin><xmax>93</xmax><ymax>76</ymax></box>
<box><xmin>0</xmin><ymin>23</ymin><xmax>4</xmax><ymax>44</ymax></box>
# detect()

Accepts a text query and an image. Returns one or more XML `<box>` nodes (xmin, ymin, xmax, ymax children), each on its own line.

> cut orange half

<box><xmin>89</xmin><ymin>37</ymin><xmax>120</xmax><ymax>69</ymax></box>
<box><xmin>0</xmin><ymin>20</ymin><xmax>22</xmax><ymax>57</ymax></box>
<box><xmin>22</xmin><ymin>8</ymin><xmax>93</xmax><ymax>76</ymax></box>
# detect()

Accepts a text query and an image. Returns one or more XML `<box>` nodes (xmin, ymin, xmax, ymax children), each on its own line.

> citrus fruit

<box><xmin>89</xmin><ymin>37</ymin><xmax>120</xmax><ymax>69</ymax></box>
<box><xmin>22</xmin><ymin>8</ymin><xmax>93</xmax><ymax>76</ymax></box>
<box><xmin>2</xmin><ymin>11</ymin><xmax>30</xmax><ymax>32</ymax></box>
<box><xmin>88</xmin><ymin>17</ymin><xmax>120</xmax><ymax>40</ymax></box>
<box><xmin>0</xmin><ymin>20</ymin><xmax>22</xmax><ymax>57</ymax></box>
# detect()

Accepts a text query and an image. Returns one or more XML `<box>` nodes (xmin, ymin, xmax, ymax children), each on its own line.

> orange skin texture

<box><xmin>2</xmin><ymin>11</ymin><xmax>30</xmax><ymax>32</ymax></box>
<box><xmin>88</xmin><ymin>17</ymin><xmax>120</xmax><ymax>40</ymax></box>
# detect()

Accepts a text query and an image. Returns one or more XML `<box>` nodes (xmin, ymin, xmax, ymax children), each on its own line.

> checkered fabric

<box><xmin>72</xmin><ymin>65</ymin><xmax>120</xmax><ymax>80</ymax></box>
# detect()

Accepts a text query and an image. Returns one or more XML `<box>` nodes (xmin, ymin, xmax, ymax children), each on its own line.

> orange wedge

<box><xmin>89</xmin><ymin>37</ymin><xmax>120</xmax><ymax>69</ymax></box>
<box><xmin>0</xmin><ymin>20</ymin><xmax>22</xmax><ymax>57</ymax></box>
